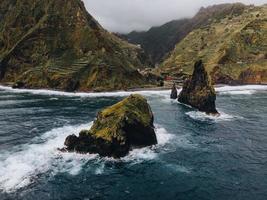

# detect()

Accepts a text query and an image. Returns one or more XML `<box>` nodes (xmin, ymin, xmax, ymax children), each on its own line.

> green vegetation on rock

<box><xmin>62</xmin><ymin>94</ymin><xmax>157</xmax><ymax>158</ymax></box>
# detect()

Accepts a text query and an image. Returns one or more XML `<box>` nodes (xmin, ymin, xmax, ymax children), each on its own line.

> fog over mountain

<box><xmin>83</xmin><ymin>0</ymin><xmax>266</xmax><ymax>33</ymax></box>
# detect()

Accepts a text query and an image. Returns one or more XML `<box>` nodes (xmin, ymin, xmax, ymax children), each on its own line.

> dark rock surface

<box><xmin>170</xmin><ymin>84</ymin><xmax>178</xmax><ymax>99</ymax></box>
<box><xmin>178</xmin><ymin>60</ymin><xmax>219</xmax><ymax>115</ymax></box>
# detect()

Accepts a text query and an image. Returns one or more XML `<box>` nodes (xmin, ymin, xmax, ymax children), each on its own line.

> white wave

<box><xmin>0</xmin><ymin>122</ymin><xmax>173</xmax><ymax>192</ymax></box>
<box><xmin>165</xmin><ymin>163</ymin><xmax>191</xmax><ymax>174</ymax></box>
<box><xmin>186</xmin><ymin>110</ymin><xmax>242</xmax><ymax>122</ymax></box>
<box><xmin>0</xmin><ymin>95</ymin><xmax>17</xmax><ymax>99</ymax></box>
<box><xmin>0</xmin><ymin>85</ymin><xmax>169</xmax><ymax>98</ymax></box>
<box><xmin>216</xmin><ymin>85</ymin><xmax>267</xmax><ymax>95</ymax></box>
<box><xmin>121</xmin><ymin>125</ymin><xmax>174</xmax><ymax>163</ymax></box>
<box><xmin>219</xmin><ymin>90</ymin><xmax>256</xmax><ymax>95</ymax></box>
<box><xmin>0</xmin><ymin>99</ymin><xmax>39</xmax><ymax>106</ymax></box>
<box><xmin>0</xmin><ymin>123</ymin><xmax>94</xmax><ymax>193</ymax></box>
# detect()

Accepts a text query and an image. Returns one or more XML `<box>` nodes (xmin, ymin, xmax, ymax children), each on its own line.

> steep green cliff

<box><xmin>160</xmin><ymin>5</ymin><xmax>267</xmax><ymax>84</ymax></box>
<box><xmin>122</xmin><ymin>3</ymin><xmax>247</xmax><ymax>65</ymax></box>
<box><xmin>0</xmin><ymin>0</ymin><xmax>150</xmax><ymax>91</ymax></box>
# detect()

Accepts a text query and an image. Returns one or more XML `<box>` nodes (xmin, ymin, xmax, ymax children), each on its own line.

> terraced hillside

<box><xmin>0</xmin><ymin>0</ymin><xmax>150</xmax><ymax>91</ymax></box>
<box><xmin>159</xmin><ymin>5</ymin><xmax>267</xmax><ymax>84</ymax></box>
<box><xmin>122</xmin><ymin>3</ymin><xmax>247</xmax><ymax>65</ymax></box>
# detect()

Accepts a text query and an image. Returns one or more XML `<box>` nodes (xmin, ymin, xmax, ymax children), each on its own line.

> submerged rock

<box><xmin>12</xmin><ymin>81</ymin><xmax>25</xmax><ymax>89</ymax></box>
<box><xmin>178</xmin><ymin>60</ymin><xmax>219</xmax><ymax>115</ymax></box>
<box><xmin>62</xmin><ymin>94</ymin><xmax>157</xmax><ymax>158</ymax></box>
<box><xmin>170</xmin><ymin>83</ymin><xmax>178</xmax><ymax>99</ymax></box>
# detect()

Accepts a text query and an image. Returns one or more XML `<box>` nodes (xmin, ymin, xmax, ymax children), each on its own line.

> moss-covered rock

<box><xmin>62</xmin><ymin>94</ymin><xmax>157</xmax><ymax>158</ymax></box>
<box><xmin>178</xmin><ymin>60</ymin><xmax>219</xmax><ymax>115</ymax></box>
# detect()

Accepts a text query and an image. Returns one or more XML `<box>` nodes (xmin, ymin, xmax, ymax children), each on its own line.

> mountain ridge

<box><xmin>121</xmin><ymin>3</ymin><xmax>248</xmax><ymax>65</ymax></box>
<box><xmin>0</xmin><ymin>0</ymin><xmax>152</xmax><ymax>92</ymax></box>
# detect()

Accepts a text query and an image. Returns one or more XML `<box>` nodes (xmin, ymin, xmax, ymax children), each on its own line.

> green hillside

<box><xmin>159</xmin><ymin>5</ymin><xmax>267</xmax><ymax>84</ymax></box>
<box><xmin>122</xmin><ymin>3</ymin><xmax>247</xmax><ymax>65</ymax></box>
<box><xmin>0</xmin><ymin>0</ymin><xmax>151</xmax><ymax>91</ymax></box>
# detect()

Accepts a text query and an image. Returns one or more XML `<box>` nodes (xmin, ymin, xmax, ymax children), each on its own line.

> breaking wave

<box><xmin>0</xmin><ymin>123</ymin><xmax>173</xmax><ymax>193</ymax></box>
<box><xmin>186</xmin><ymin>110</ymin><xmax>243</xmax><ymax>122</ymax></box>
<box><xmin>216</xmin><ymin>85</ymin><xmax>267</xmax><ymax>95</ymax></box>
<box><xmin>0</xmin><ymin>85</ymin><xmax>169</xmax><ymax>98</ymax></box>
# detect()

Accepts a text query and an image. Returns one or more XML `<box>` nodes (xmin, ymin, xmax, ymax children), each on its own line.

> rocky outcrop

<box><xmin>170</xmin><ymin>84</ymin><xmax>178</xmax><ymax>99</ymax></box>
<box><xmin>178</xmin><ymin>60</ymin><xmax>219</xmax><ymax>115</ymax></box>
<box><xmin>62</xmin><ymin>94</ymin><xmax>157</xmax><ymax>158</ymax></box>
<box><xmin>0</xmin><ymin>0</ymin><xmax>150</xmax><ymax>92</ymax></box>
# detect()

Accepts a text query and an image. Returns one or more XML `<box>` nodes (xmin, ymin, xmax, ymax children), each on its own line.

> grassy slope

<box><xmin>0</xmin><ymin>0</ymin><xmax>150</xmax><ymax>91</ymax></box>
<box><xmin>122</xmin><ymin>3</ymin><xmax>247</xmax><ymax>65</ymax></box>
<box><xmin>159</xmin><ymin>5</ymin><xmax>267</xmax><ymax>83</ymax></box>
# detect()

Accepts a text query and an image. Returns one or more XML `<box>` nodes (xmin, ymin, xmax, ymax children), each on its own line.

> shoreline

<box><xmin>1</xmin><ymin>83</ymin><xmax>267</xmax><ymax>95</ymax></box>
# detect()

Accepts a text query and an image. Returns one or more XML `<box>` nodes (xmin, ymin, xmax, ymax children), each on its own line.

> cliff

<box><xmin>160</xmin><ymin>5</ymin><xmax>267</xmax><ymax>84</ymax></box>
<box><xmin>0</xmin><ymin>0</ymin><xmax>151</xmax><ymax>91</ymax></box>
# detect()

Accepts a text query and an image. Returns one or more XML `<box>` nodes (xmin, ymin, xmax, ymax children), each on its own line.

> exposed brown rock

<box><xmin>178</xmin><ymin>60</ymin><xmax>219</xmax><ymax>115</ymax></box>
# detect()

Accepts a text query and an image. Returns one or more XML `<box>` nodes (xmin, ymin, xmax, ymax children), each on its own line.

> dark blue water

<box><xmin>0</xmin><ymin>85</ymin><xmax>267</xmax><ymax>200</ymax></box>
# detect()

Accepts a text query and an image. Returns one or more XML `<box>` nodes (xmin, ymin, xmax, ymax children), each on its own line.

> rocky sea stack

<box><xmin>178</xmin><ymin>60</ymin><xmax>219</xmax><ymax>115</ymax></box>
<box><xmin>62</xmin><ymin>94</ymin><xmax>157</xmax><ymax>158</ymax></box>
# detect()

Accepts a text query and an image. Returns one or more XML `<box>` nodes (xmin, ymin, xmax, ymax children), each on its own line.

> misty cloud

<box><xmin>83</xmin><ymin>0</ymin><xmax>266</xmax><ymax>33</ymax></box>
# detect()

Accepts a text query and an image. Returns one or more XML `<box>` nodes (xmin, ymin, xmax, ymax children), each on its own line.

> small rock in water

<box><xmin>178</xmin><ymin>60</ymin><xmax>219</xmax><ymax>115</ymax></box>
<box><xmin>12</xmin><ymin>81</ymin><xmax>25</xmax><ymax>89</ymax></box>
<box><xmin>61</xmin><ymin>94</ymin><xmax>157</xmax><ymax>158</ymax></box>
<box><xmin>170</xmin><ymin>83</ymin><xmax>178</xmax><ymax>99</ymax></box>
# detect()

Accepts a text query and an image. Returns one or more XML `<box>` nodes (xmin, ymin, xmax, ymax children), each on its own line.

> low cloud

<box><xmin>83</xmin><ymin>0</ymin><xmax>266</xmax><ymax>33</ymax></box>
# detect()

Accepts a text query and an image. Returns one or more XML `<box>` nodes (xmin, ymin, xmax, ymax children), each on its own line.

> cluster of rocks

<box><xmin>170</xmin><ymin>60</ymin><xmax>219</xmax><ymax>115</ymax></box>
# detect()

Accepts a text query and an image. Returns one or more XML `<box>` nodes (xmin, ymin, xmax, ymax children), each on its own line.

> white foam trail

<box><xmin>0</xmin><ymin>85</ymin><xmax>169</xmax><ymax>98</ymax></box>
<box><xmin>0</xmin><ymin>123</ymin><xmax>174</xmax><ymax>192</ymax></box>
<box><xmin>186</xmin><ymin>110</ymin><xmax>242</xmax><ymax>122</ymax></box>
<box><xmin>219</xmin><ymin>90</ymin><xmax>255</xmax><ymax>95</ymax></box>
<box><xmin>121</xmin><ymin>125</ymin><xmax>174</xmax><ymax>163</ymax></box>
<box><xmin>216</xmin><ymin>85</ymin><xmax>267</xmax><ymax>95</ymax></box>
<box><xmin>0</xmin><ymin>99</ymin><xmax>39</xmax><ymax>106</ymax></box>
<box><xmin>165</xmin><ymin>163</ymin><xmax>191</xmax><ymax>174</ymax></box>
<box><xmin>2</xmin><ymin>85</ymin><xmax>266</xmax><ymax>99</ymax></box>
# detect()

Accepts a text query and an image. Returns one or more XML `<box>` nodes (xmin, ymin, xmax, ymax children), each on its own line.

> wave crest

<box><xmin>0</xmin><ymin>123</ymin><xmax>173</xmax><ymax>192</ymax></box>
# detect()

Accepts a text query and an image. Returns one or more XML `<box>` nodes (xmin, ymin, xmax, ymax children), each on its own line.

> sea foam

<box><xmin>216</xmin><ymin>85</ymin><xmax>267</xmax><ymax>95</ymax></box>
<box><xmin>0</xmin><ymin>85</ymin><xmax>169</xmax><ymax>98</ymax></box>
<box><xmin>0</xmin><ymin>122</ymin><xmax>173</xmax><ymax>193</ymax></box>
<box><xmin>185</xmin><ymin>110</ymin><xmax>242</xmax><ymax>122</ymax></box>
<box><xmin>1</xmin><ymin>85</ymin><xmax>267</xmax><ymax>99</ymax></box>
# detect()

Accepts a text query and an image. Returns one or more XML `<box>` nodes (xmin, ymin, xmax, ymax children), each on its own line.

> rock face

<box><xmin>0</xmin><ymin>0</ymin><xmax>149</xmax><ymax>91</ymax></box>
<box><xmin>170</xmin><ymin>84</ymin><xmax>178</xmax><ymax>99</ymax></box>
<box><xmin>178</xmin><ymin>60</ymin><xmax>219</xmax><ymax>115</ymax></box>
<box><xmin>63</xmin><ymin>94</ymin><xmax>157</xmax><ymax>158</ymax></box>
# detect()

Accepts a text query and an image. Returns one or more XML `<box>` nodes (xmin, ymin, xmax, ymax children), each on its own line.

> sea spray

<box><xmin>0</xmin><ymin>123</ymin><xmax>173</xmax><ymax>192</ymax></box>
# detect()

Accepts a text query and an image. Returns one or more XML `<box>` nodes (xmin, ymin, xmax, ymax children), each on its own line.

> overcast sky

<box><xmin>83</xmin><ymin>0</ymin><xmax>266</xmax><ymax>33</ymax></box>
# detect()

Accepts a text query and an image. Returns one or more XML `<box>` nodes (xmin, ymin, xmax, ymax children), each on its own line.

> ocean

<box><xmin>0</xmin><ymin>85</ymin><xmax>267</xmax><ymax>200</ymax></box>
